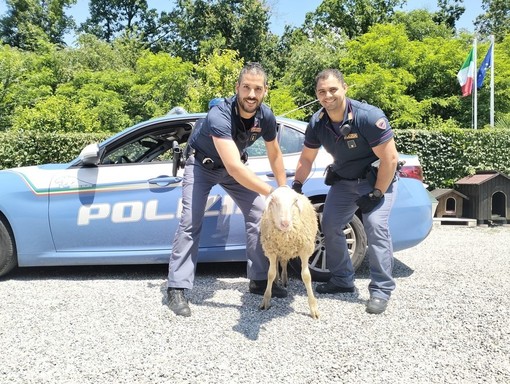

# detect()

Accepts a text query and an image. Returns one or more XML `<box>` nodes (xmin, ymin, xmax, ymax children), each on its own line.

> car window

<box><xmin>245</xmin><ymin>124</ymin><xmax>305</xmax><ymax>158</ymax></box>
<box><xmin>101</xmin><ymin>123</ymin><xmax>192</xmax><ymax>165</ymax></box>
<box><xmin>103</xmin><ymin>139</ymin><xmax>161</xmax><ymax>164</ymax></box>
<box><xmin>278</xmin><ymin>124</ymin><xmax>305</xmax><ymax>154</ymax></box>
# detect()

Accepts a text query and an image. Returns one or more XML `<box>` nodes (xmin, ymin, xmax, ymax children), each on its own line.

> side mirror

<box><xmin>79</xmin><ymin>143</ymin><xmax>100</xmax><ymax>166</ymax></box>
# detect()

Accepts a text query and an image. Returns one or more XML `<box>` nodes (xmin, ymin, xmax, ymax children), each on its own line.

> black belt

<box><xmin>339</xmin><ymin>175</ymin><xmax>367</xmax><ymax>181</ymax></box>
<box><xmin>192</xmin><ymin>149</ymin><xmax>248</xmax><ymax>170</ymax></box>
<box><xmin>193</xmin><ymin>150</ymin><xmax>224</xmax><ymax>170</ymax></box>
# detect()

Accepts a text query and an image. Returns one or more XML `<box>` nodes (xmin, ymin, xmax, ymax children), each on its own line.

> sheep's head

<box><xmin>265</xmin><ymin>186</ymin><xmax>304</xmax><ymax>232</ymax></box>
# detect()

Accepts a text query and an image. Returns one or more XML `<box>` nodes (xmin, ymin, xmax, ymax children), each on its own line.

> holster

<box><xmin>324</xmin><ymin>165</ymin><xmax>341</xmax><ymax>186</ymax></box>
<box><xmin>366</xmin><ymin>166</ymin><xmax>378</xmax><ymax>187</ymax></box>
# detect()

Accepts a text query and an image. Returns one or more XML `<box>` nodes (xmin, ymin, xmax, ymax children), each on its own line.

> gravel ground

<box><xmin>1</xmin><ymin>224</ymin><xmax>510</xmax><ymax>384</ymax></box>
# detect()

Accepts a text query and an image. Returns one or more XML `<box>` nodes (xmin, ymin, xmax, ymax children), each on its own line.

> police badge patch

<box><xmin>375</xmin><ymin>118</ymin><xmax>387</xmax><ymax>129</ymax></box>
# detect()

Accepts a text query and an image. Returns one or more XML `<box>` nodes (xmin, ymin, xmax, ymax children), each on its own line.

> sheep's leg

<box><xmin>300</xmin><ymin>254</ymin><xmax>319</xmax><ymax>319</ymax></box>
<box><xmin>280</xmin><ymin>259</ymin><xmax>289</xmax><ymax>287</ymax></box>
<box><xmin>259</xmin><ymin>256</ymin><xmax>278</xmax><ymax>310</ymax></box>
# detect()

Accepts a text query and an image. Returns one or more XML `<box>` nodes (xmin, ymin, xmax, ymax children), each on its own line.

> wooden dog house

<box><xmin>455</xmin><ymin>170</ymin><xmax>510</xmax><ymax>224</ymax></box>
<box><xmin>430</xmin><ymin>189</ymin><xmax>468</xmax><ymax>218</ymax></box>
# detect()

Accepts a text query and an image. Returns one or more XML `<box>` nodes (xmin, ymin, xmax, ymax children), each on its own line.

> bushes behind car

<box><xmin>0</xmin><ymin>130</ymin><xmax>109</xmax><ymax>169</ymax></box>
<box><xmin>395</xmin><ymin>128</ymin><xmax>510</xmax><ymax>189</ymax></box>
<box><xmin>1</xmin><ymin>128</ymin><xmax>510</xmax><ymax>190</ymax></box>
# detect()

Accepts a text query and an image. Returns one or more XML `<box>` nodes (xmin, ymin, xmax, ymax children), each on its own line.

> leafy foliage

<box><xmin>160</xmin><ymin>0</ymin><xmax>276</xmax><ymax>66</ymax></box>
<box><xmin>303</xmin><ymin>0</ymin><xmax>406</xmax><ymax>39</ymax></box>
<box><xmin>475</xmin><ymin>0</ymin><xmax>510</xmax><ymax>42</ymax></box>
<box><xmin>0</xmin><ymin>130</ymin><xmax>109</xmax><ymax>168</ymax></box>
<box><xmin>79</xmin><ymin>0</ymin><xmax>160</xmax><ymax>44</ymax></box>
<box><xmin>433</xmin><ymin>0</ymin><xmax>465</xmax><ymax>31</ymax></box>
<box><xmin>395</xmin><ymin>128</ymin><xmax>510</xmax><ymax>189</ymax></box>
<box><xmin>184</xmin><ymin>49</ymin><xmax>242</xmax><ymax>112</ymax></box>
<box><xmin>0</xmin><ymin>0</ymin><xmax>77</xmax><ymax>50</ymax></box>
<box><xmin>0</xmin><ymin>0</ymin><xmax>509</xmax><ymax>184</ymax></box>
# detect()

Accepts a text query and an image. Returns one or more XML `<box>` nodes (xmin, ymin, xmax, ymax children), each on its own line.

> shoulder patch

<box><xmin>375</xmin><ymin>118</ymin><xmax>387</xmax><ymax>130</ymax></box>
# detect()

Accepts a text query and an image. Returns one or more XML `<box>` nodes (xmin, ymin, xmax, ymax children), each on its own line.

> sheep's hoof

<box><xmin>259</xmin><ymin>299</ymin><xmax>271</xmax><ymax>311</ymax></box>
<box><xmin>310</xmin><ymin>309</ymin><xmax>320</xmax><ymax>319</ymax></box>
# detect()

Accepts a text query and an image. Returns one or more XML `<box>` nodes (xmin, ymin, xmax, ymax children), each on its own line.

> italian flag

<box><xmin>457</xmin><ymin>47</ymin><xmax>475</xmax><ymax>97</ymax></box>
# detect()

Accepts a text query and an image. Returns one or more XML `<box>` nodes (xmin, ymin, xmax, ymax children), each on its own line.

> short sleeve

<box><xmin>361</xmin><ymin>108</ymin><xmax>394</xmax><ymax>148</ymax></box>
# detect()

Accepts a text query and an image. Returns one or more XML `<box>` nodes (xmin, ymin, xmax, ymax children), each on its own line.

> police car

<box><xmin>0</xmin><ymin>113</ymin><xmax>433</xmax><ymax>280</ymax></box>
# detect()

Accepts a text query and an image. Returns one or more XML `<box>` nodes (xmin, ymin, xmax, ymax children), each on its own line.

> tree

<box><xmin>302</xmin><ymin>0</ymin><xmax>405</xmax><ymax>39</ymax></box>
<box><xmin>338</xmin><ymin>23</ymin><xmax>474</xmax><ymax>129</ymax></box>
<box><xmin>277</xmin><ymin>30</ymin><xmax>348</xmax><ymax>119</ymax></box>
<box><xmin>184</xmin><ymin>49</ymin><xmax>242</xmax><ymax>113</ymax></box>
<box><xmin>160</xmin><ymin>0</ymin><xmax>276</xmax><ymax>66</ymax></box>
<box><xmin>432</xmin><ymin>0</ymin><xmax>465</xmax><ymax>31</ymax></box>
<box><xmin>129</xmin><ymin>51</ymin><xmax>194</xmax><ymax>119</ymax></box>
<box><xmin>0</xmin><ymin>45</ymin><xmax>27</xmax><ymax>129</ymax></box>
<box><xmin>477</xmin><ymin>34</ymin><xmax>510</xmax><ymax>128</ymax></box>
<box><xmin>392</xmin><ymin>9</ymin><xmax>453</xmax><ymax>41</ymax></box>
<box><xmin>79</xmin><ymin>0</ymin><xmax>159</xmax><ymax>44</ymax></box>
<box><xmin>475</xmin><ymin>0</ymin><xmax>510</xmax><ymax>42</ymax></box>
<box><xmin>339</xmin><ymin>23</ymin><xmax>424</xmax><ymax>128</ymax></box>
<box><xmin>0</xmin><ymin>0</ymin><xmax>77</xmax><ymax>50</ymax></box>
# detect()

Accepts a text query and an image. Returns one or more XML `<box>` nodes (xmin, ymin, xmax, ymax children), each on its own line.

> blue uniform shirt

<box><xmin>304</xmin><ymin>98</ymin><xmax>393</xmax><ymax>179</ymax></box>
<box><xmin>189</xmin><ymin>96</ymin><xmax>277</xmax><ymax>164</ymax></box>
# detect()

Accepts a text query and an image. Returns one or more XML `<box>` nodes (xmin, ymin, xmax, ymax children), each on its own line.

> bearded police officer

<box><xmin>292</xmin><ymin>68</ymin><xmax>399</xmax><ymax>314</ymax></box>
<box><xmin>166</xmin><ymin>63</ymin><xmax>288</xmax><ymax>317</ymax></box>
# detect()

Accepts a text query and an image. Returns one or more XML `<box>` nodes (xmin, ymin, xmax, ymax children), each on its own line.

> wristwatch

<box><xmin>371</xmin><ymin>188</ymin><xmax>383</xmax><ymax>198</ymax></box>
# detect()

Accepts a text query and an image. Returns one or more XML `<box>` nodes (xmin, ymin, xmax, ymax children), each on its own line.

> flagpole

<box><xmin>473</xmin><ymin>37</ymin><xmax>477</xmax><ymax>129</ymax></box>
<box><xmin>490</xmin><ymin>34</ymin><xmax>495</xmax><ymax>128</ymax></box>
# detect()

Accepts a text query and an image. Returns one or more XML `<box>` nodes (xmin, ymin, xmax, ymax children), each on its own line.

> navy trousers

<box><xmin>321</xmin><ymin>177</ymin><xmax>398</xmax><ymax>300</ymax></box>
<box><xmin>167</xmin><ymin>155</ymin><xmax>269</xmax><ymax>289</ymax></box>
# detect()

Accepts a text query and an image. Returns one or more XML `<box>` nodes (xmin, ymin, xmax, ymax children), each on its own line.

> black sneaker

<box><xmin>249</xmin><ymin>280</ymin><xmax>288</xmax><ymax>298</ymax></box>
<box><xmin>315</xmin><ymin>280</ymin><xmax>356</xmax><ymax>294</ymax></box>
<box><xmin>167</xmin><ymin>288</ymin><xmax>191</xmax><ymax>317</ymax></box>
<box><xmin>366</xmin><ymin>297</ymin><xmax>388</xmax><ymax>314</ymax></box>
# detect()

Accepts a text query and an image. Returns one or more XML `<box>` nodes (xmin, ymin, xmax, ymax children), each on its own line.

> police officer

<box><xmin>292</xmin><ymin>68</ymin><xmax>399</xmax><ymax>314</ymax></box>
<box><xmin>167</xmin><ymin>62</ymin><xmax>288</xmax><ymax>317</ymax></box>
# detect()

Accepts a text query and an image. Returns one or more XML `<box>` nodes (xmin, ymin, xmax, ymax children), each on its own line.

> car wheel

<box><xmin>289</xmin><ymin>202</ymin><xmax>368</xmax><ymax>282</ymax></box>
<box><xmin>0</xmin><ymin>217</ymin><xmax>17</xmax><ymax>277</ymax></box>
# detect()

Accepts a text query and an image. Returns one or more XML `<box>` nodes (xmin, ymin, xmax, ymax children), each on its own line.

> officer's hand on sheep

<box><xmin>291</xmin><ymin>180</ymin><xmax>303</xmax><ymax>194</ymax></box>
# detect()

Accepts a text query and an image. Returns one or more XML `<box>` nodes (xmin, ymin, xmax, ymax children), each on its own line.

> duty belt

<box><xmin>192</xmin><ymin>148</ymin><xmax>248</xmax><ymax>170</ymax></box>
<box><xmin>193</xmin><ymin>150</ymin><xmax>224</xmax><ymax>170</ymax></box>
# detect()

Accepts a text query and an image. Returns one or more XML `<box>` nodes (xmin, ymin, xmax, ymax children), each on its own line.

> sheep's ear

<box><xmin>265</xmin><ymin>194</ymin><xmax>274</xmax><ymax>209</ymax></box>
<box><xmin>295</xmin><ymin>197</ymin><xmax>304</xmax><ymax>212</ymax></box>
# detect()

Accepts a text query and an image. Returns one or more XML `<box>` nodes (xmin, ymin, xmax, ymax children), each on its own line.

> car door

<box><xmin>47</xmin><ymin>119</ymin><xmax>248</xmax><ymax>256</ymax></box>
<box><xmin>48</xmin><ymin>161</ymin><xmax>183</xmax><ymax>253</ymax></box>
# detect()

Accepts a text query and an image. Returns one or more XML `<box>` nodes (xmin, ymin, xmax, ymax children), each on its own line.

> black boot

<box><xmin>315</xmin><ymin>281</ymin><xmax>356</xmax><ymax>294</ymax></box>
<box><xmin>249</xmin><ymin>280</ymin><xmax>288</xmax><ymax>298</ymax></box>
<box><xmin>167</xmin><ymin>288</ymin><xmax>191</xmax><ymax>317</ymax></box>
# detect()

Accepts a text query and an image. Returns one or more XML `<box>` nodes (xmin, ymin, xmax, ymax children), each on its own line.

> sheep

<box><xmin>260</xmin><ymin>186</ymin><xmax>319</xmax><ymax>319</ymax></box>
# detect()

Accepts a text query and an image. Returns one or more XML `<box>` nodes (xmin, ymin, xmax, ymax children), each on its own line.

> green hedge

<box><xmin>1</xmin><ymin>129</ymin><xmax>510</xmax><ymax>190</ymax></box>
<box><xmin>395</xmin><ymin>128</ymin><xmax>510</xmax><ymax>189</ymax></box>
<box><xmin>0</xmin><ymin>131</ymin><xmax>109</xmax><ymax>169</ymax></box>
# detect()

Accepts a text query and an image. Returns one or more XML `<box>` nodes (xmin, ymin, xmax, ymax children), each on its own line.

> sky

<box><xmin>0</xmin><ymin>0</ymin><xmax>484</xmax><ymax>38</ymax></box>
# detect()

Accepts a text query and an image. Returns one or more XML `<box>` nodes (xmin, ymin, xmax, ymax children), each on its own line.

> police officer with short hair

<box><xmin>167</xmin><ymin>63</ymin><xmax>288</xmax><ymax>317</ymax></box>
<box><xmin>292</xmin><ymin>68</ymin><xmax>399</xmax><ymax>314</ymax></box>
